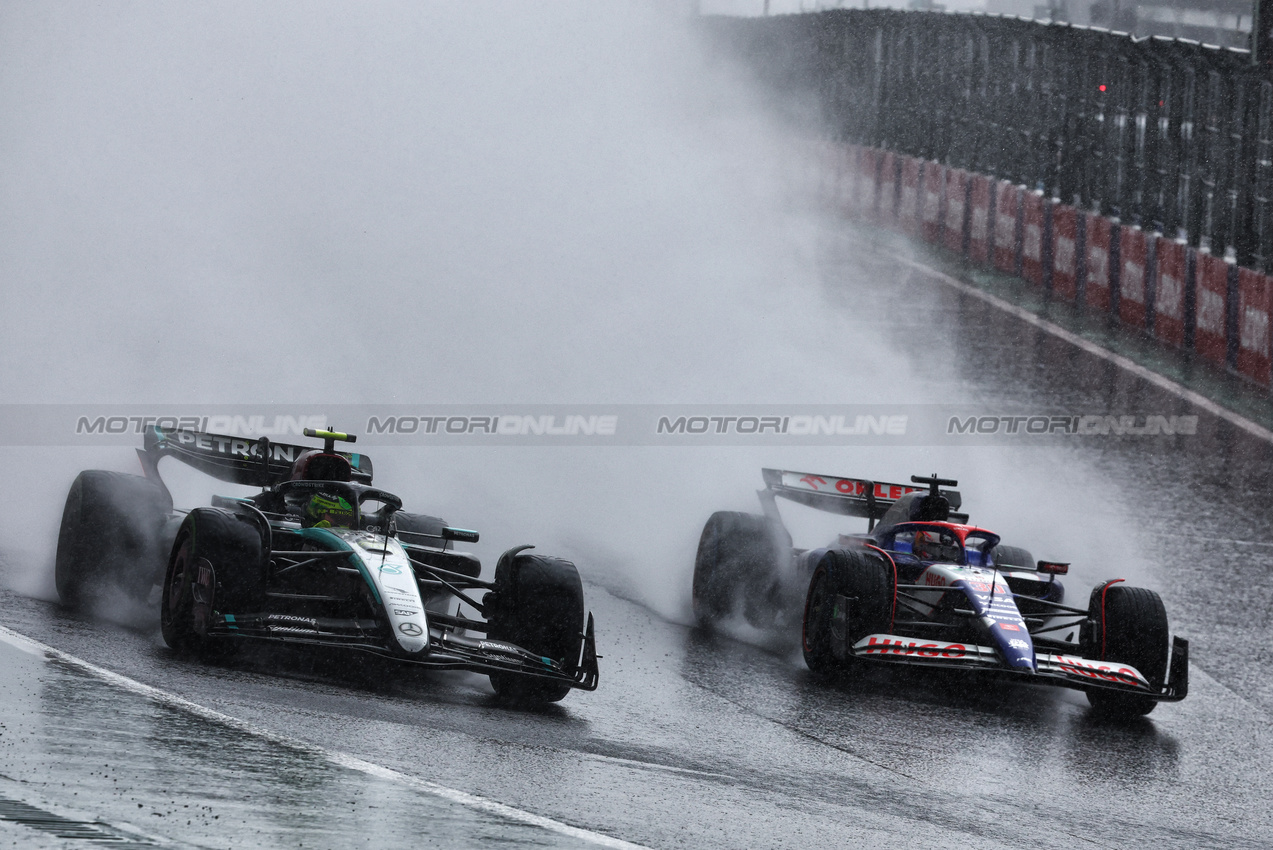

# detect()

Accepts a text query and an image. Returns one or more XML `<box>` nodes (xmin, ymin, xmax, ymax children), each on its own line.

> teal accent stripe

<box><xmin>294</xmin><ymin>528</ymin><xmax>380</xmax><ymax>606</ymax></box>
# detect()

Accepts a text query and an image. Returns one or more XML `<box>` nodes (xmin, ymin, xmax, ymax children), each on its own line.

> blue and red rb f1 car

<box><xmin>693</xmin><ymin>469</ymin><xmax>1187</xmax><ymax>718</ymax></box>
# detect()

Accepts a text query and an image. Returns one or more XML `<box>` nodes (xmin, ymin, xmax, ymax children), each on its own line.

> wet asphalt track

<box><xmin>3</xmin><ymin>226</ymin><xmax>1273</xmax><ymax>848</ymax></box>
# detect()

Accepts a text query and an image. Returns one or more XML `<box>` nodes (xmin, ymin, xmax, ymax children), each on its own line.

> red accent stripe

<box><xmin>865</xmin><ymin>544</ymin><xmax>898</xmax><ymax>631</ymax></box>
<box><xmin>1098</xmin><ymin>578</ymin><xmax>1125</xmax><ymax>660</ymax></box>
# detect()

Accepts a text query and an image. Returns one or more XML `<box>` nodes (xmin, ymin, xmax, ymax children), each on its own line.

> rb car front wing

<box><xmin>847</xmin><ymin>633</ymin><xmax>1188</xmax><ymax>702</ymax></box>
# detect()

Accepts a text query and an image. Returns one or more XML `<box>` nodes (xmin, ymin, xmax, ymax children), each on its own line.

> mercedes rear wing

<box><xmin>139</xmin><ymin>427</ymin><xmax>373</xmax><ymax>489</ymax></box>
<box><xmin>758</xmin><ymin>468</ymin><xmax>961</xmax><ymax>528</ymax></box>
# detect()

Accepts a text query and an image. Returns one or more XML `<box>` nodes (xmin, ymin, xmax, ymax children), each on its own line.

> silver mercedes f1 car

<box><xmin>56</xmin><ymin>426</ymin><xmax>598</xmax><ymax>704</ymax></box>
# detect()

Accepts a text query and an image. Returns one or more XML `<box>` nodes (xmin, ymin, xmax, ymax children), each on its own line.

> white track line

<box><xmin>0</xmin><ymin>625</ymin><xmax>650</xmax><ymax>850</ymax></box>
<box><xmin>890</xmin><ymin>252</ymin><xmax>1273</xmax><ymax>445</ymax></box>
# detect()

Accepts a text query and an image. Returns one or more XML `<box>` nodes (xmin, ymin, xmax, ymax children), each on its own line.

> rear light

<box><xmin>1037</xmin><ymin>561</ymin><xmax>1069</xmax><ymax>575</ymax></box>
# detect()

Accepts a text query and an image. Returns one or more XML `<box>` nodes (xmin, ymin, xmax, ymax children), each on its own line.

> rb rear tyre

<box><xmin>692</xmin><ymin>511</ymin><xmax>788</xmax><ymax>629</ymax></box>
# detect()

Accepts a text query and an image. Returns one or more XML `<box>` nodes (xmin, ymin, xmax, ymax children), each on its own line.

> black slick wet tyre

<box><xmin>161</xmin><ymin>534</ymin><xmax>212</xmax><ymax>655</ymax></box>
<box><xmin>1084</xmin><ymin>582</ymin><xmax>1169</xmax><ymax>718</ymax></box>
<box><xmin>992</xmin><ymin>544</ymin><xmax>1035</xmax><ymax>571</ymax></box>
<box><xmin>393</xmin><ymin>512</ymin><xmax>449</xmax><ymax>545</ymax></box>
<box><xmin>692</xmin><ymin>511</ymin><xmax>787</xmax><ymax>628</ymax></box>
<box><xmin>802</xmin><ymin>548</ymin><xmax>895</xmax><ymax>677</ymax></box>
<box><xmin>55</xmin><ymin>470</ymin><xmax>170</xmax><ymax>607</ymax></box>
<box><xmin>486</xmin><ymin>551</ymin><xmax>584</xmax><ymax>704</ymax></box>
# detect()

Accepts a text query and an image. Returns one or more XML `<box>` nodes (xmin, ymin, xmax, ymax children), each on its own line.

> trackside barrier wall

<box><xmin>714</xmin><ymin>10</ymin><xmax>1273</xmax><ymax>274</ymax></box>
<box><xmin>850</xmin><ymin>146</ymin><xmax>870</xmax><ymax>218</ymax></box>
<box><xmin>879</xmin><ymin>151</ymin><xmax>898</xmax><ymax>222</ymax></box>
<box><xmin>716</xmin><ymin>10</ymin><xmax>1273</xmax><ymax>391</ymax></box>
<box><xmin>836</xmin><ymin>144</ymin><xmax>859</xmax><ymax>214</ymax></box>
<box><xmin>1154</xmin><ymin>238</ymin><xmax>1189</xmax><ymax>349</ymax></box>
<box><xmin>1194</xmin><ymin>252</ymin><xmax>1230</xmax><ymax>363</ymax></box>
<box><xmin>823</xmin><ymin>141</ymin><xmax>1273</xmax><ymax>390</ymax></box>
<box><xmin>922</xmin><ymin>162</ymin><xmax>944</xmax><ymax>244</ymax></box>
<box><xmin>899</xmin><ymin>157</ymin><xmax>921</xmax><ymax>235</ymax></box>
<box><xmin>818</xmin><ymin>139</ymin><xmax>840</xmax><ymax>204</ymax></box>
<box><xmin>993</xmin><ymin>181</ymin><xmax>1021</xmax><ymax>275</ymax></box>
<box><xmin>1237</xmin><ymin>269</ymin><xmax>1272</xmax><ymax>385</ymax></box>
<box><xmin>1085</xmin><ymin>214</ymin><xmax>1114</xmax><ymax>312</ymax></box>
<box><xmin>944</xmin><ymin>168</ymin><xmax>968</xmax><ymax>254</ymax></box>
<box><xmin>1118</xmin><ymin>227</ymin><xmax>1150</xmax><ymax>330</ymax></box>
<box><xmin>1022</xmin><ymin>192</ymin><xmax>1046</xmax><ymax>287</ymax></box>
<box><xmin>968</xmin><ymin>175</ymin><xmax>992</xmax><ymax>264</ymax></box>
<box><xmin>856</xmin><ymin>147</ymin><xmax>878</xmax><ymax>219</ymax></box>
<box><xmin>1052</xmin><ymin>205</ymin><xmax>1079</xmax><ymax>301</ymax></box>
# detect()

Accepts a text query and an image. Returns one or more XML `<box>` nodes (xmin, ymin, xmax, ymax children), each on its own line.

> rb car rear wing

<box><xmin>139</xmin><ymin>427</ymin><xmax>373</xmax><ymax>489</ymax></box>
<box><xmin>758</xmin><ymin>468</ymin><xmax>961</xmax><ymax>528</ymax></box>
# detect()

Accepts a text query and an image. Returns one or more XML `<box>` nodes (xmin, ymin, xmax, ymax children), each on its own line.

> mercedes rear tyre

<box><xmin>55</xmin><ymin>470</ymin><xmax>171</xmax><ymax>607</ymax></box>
<box><xmin>393</xmin><ymin>512</ymin><xmax>449</xmax><ymax>546</ymax></box>
<box><xmin>692</xmin><ymin>511</ymin><xmax>789</xmax><ymax>629</ymax></box>
<box><xmin>486</xmin><ymin>550</ymin><xmax>585</xmax><ymax>705</ymax></box>
<box><xmin>1083</xmin><ymin>582</ymin><xmax>1169</xmax><ymax>718</ymax></box>
<box><xmin>802</xmin><ymin>548</ymin><xmax>895</xmax><ymax>677</ymax></box>
<box><xmin>160</xmin><ymin>534</ymin><xmax>216</xmax><ymax>656</ymax></box>
<box><xmin>992</xmin><ymin>545</ymin><xmax>1036</xmax><ymax>571</ymax></box>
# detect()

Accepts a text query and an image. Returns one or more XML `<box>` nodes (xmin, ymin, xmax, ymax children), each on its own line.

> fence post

<box><xmin>1255</xmin><ymin>82</ymin><xmax>1273</xmax><ymax>272</ymax></box>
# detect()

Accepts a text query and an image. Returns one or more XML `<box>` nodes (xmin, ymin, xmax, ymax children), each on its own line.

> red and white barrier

<box><xmin>1154</xmin><ymin>237</ymin><xmax>1189</xmax><ymax>349</ymax></box>
<box><xmin>922</xmin><ymin>161</ymin><xmax>945</xmax><ymax>244</ymax></box>
<box><xmin>833</xmin><ymin>144</ymin><xmax>858</xmax><ymax>216</ymax></box>
<box><xmin>1021</xmin><ymin>191</ymin><xmax>1046</xmax><ymax>286</ymax></box>
<box><xmin>943</xmin><ymin>168</ymin><xmax>967</xmax><ymax>254</ymax></box>
<box><xmin>1118</xmin><ymin>226</ymin><xmax>1149</xmax><ymax>329</ymax></box>
<box><xmin>1051</xmin><ymin>204</ymin><xmax>1079</xmax><ymax>300</ymax></box>
<box><xmin>826</xmin><ymin>144</ymin><xmax>1273</xmax><ymax>389</ymax></box>
<box><xmin>854</xmin><ymin>147</ymin><xmax>878</xmax><ymax>219</ymax></box>
<box><xmin>877</xmin><ymin>151</ymin><xmax>897</xmax><ymax>221</ymax></box>
<box><xmin>993</xmin><ymin>181</ymin><xmax>1020</xmax><ymax>274</ymax></box>
<box><xmin>1236</xmin><ymin>267</ymin><xmax>1272</xmax><ymax>386</ymax></box>
<box><xmin>897</xmin><ymin>157</ymin><xmax>921</xmax><ymax>235</ymax></box>
<box><xmin>807</xmin><ymin>138</ymin><xmax>834</xmax><ymax>201</ymax></box>
<box><xmin>1193</xmin><ymin>251</ymin><xmax>1229</xmax><ymax>364</ymax></box>
<box><xmin>1085</xmin><ymin>214</ymin><xmax>1113</xmax><ymax>311</ymax></box>
<box><xmin>823</xmin><ymin>140</ymin><xmax>842</xmax><ymax>205</ymax></box>
<box><xmin>968</xmin><ymin>175</ymin><xmax>992</xmax><ymax>264</ymax></box>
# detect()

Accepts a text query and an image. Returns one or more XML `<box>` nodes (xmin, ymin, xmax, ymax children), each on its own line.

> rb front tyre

<box><xmin>802</xmin><ymin>549</ymin><xmax>895</xmax><ymax>678</ymax></box>
<box><xmin>1083</xmin><ymin>582</ymin><xmax>1169</xmax><ymax>718</ymax></box>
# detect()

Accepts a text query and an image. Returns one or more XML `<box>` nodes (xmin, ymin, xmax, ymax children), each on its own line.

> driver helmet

<box><xmin>914</xmin><ymin>530</ymin><xmax>961</xmax><ymax>563</ymax></box>
<box><xmin>303</xmin><ymin>491</ymin><xmax>356</xmax><ymax>529</ymax></box>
